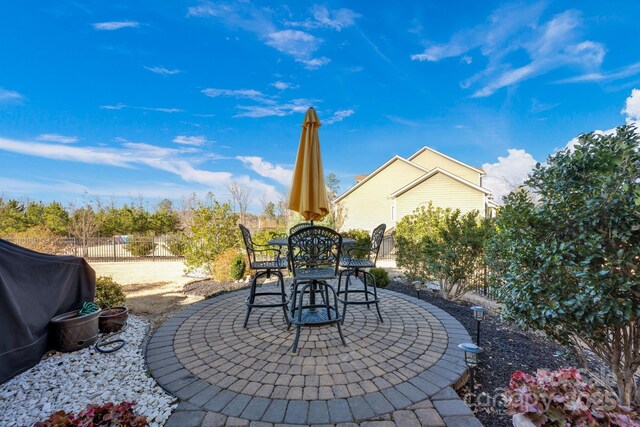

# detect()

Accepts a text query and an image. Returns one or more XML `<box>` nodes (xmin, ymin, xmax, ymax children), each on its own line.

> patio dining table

<box><xmin>267</xmin><ymin>235</ymin><xmax>356</xmax><ymax>326</ymax></box>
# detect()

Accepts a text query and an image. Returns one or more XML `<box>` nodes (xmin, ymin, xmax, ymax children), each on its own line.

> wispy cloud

<box><xmin>173</xmin><ymin>135</ymin><xmax>209</xmax><ymax>146</ymax></box>
<box><xmin>144</xmin><ymin>66</ymin><xmax>182</xmax><ymax>75</ymax></box>
<box><xmin>99</xmin><ymin>104</ymin><xmax>183</xmax><ymax>113</ymax></box>
<box><xmin>237</xmin><ymin>156</ymin><xmax>292</xmax><ymax>186</ymax></box>
<box><xmin>202</xmin><ymin>88</ymin><xmax>271</xmax><ymax>103</ymax></box>
<box><xmin>0</xmin><ymin>88</ymin><xmax>24</xmax><ymax>102</ymax></box>
<box><xmin>271</xmin><ymin>81</ymin><xmax>297</xmax><ymax>90</ymax></box>
<box><xmin>286</xmin><ymin>5</ymin><xmax>360</xmax><ymax>31</ymax></box>
<box><xmin>385</xmin><ymin>115</ymin><xmax>425</xmax><ymax>127</ymax></box>
<box><xmin>93</xmin><ymin>21</ymin><xmax>140</xmax><ymax>31</ymax></box>
<box><xmin>234</xmin><ymin>99</ymin><xmax>315</xmax><ymax>118</ymax></box>
<box><xmin>187</xmin><ymin>1</ymin><xmax>336</xmax><ymax>69</ymax></box>
<box><xmin>0</xmin><ymin>136</ymin><xmax>231</xmax><ymax>188</ymax></box>
<box><xmin>324</xmin><ymin>109</ymin><xmax>354</xmax><ymax>125</ymax></box>
<box><xmin>555</xmin><ymin>61</ymin><xmax>640</xmax><ymax>84</ymax></box>
<box><xmin>411</xmin><ymin>3</ymin><xmax>606</xmax><ymax>97</ymax></box>
<box><xmin>36</xmin><ymin>133</ymin><xmax>78</xmax><ymax>144</ymax></box>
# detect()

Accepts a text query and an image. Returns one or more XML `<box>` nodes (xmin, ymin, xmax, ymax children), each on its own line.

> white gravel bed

<box><xmin>0</xmin><ymin>315</ymin><xmax>177</xmax><ymax>427</ymax></box>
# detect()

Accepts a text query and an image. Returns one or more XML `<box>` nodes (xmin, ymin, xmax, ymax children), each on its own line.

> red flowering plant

<box><xmin>32</xmin><ymin>401</ymin><xmax>148</xmax><ymax>427</ymax></box>
<box><xmin>504</xmin><ymin>368</ymin><xmax>639</xmax><ymax>426</ymax></box>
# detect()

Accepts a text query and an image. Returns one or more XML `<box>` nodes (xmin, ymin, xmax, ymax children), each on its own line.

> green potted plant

<box><xmin>95</xmin><ymin>276</ymin><xmax>128</xmax><ymax>333</ymax></box>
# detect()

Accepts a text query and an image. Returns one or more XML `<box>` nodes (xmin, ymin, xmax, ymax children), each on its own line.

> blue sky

<box><xmin>1</xmin><ymin>1</ymin><xmax>639</xmax><ymax>211</ymax></box>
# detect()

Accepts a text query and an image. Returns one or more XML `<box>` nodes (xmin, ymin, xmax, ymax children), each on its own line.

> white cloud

<box><xmin>173</xmin><ymin>135</ymin><xmax>208</xmax><ymax>146</ymax></box>
<box><xmin>411</xmin><ymin>4</ymin><xmax>606</xmax><ymax>97</ymax></box>
<box><xmin>272</xmin><ymin>81</ymin><xmax>296</xmax><ymax>90</ymax></box>
<box><xmin>482</xmin><ymin>149</ymin><xmax>538</xmax><ymax>203</ymax></box>
<box><xmin>237</xmin><ymin>156</ymin><xmax>292</xmax><ymax>186</ymax></box>
<box><xmin>265</xmin><ymin>30</ymin><xmax>321</xmax><ymax>60</ymax></box>
<box><xmin>234</xmin><ymin>98</ymin><xmax>314</xmax><ymax>118</ymax></box>
<box><xmin>460</xmin><ymin>55</ymin><xmax>472</xmax><ymax>64</ymax></box>
<box><xmin>622</xmin><ymin>88</ymin><xmax>640</xmax><ymax>124</ymax></box>
<box><xmin>201</xmin><ymin>88</ymin><xmax>271</xmax><ymax>103</ymax></box>
<box><xmin>0</xmin><ymin>88</ymin><xmax>23</xmax><ymax>102</ymax></box>
<box><xmin>93</xmin><ymin>21</ymin><xmax>140</xmax><ymax>31</ymax></box>
<box><xmin>555</xmin><ymin>61</ymin><xmax>640</xmax><ymax>84</ymax></box>
<box><xmin>145</xmin><ymin>66</ymin><xmax>182</xmax><ymax>75</ymax></box>
<box><xmin>187</xmin><ymin>2</ymin><xmax>330</xmax><ymax>69</ymax></box>
<box><xmin>324</xmin><ymin>109</ymin><xmax>354</xmax><ymax>125</ymax></box>
<box><xmin>36</xmin><ymin>133</ymin><xmax>78</xmax><ymax>144</ymax></box>
<box><xmin>99</xmin><ymin>104</ymin><xmax>183</xmax><ymax>113</ymax></box>
<box><xmin>287</xmin><ymin>5</ymin><xmax>360</xmax><ymax>31</ymax></box>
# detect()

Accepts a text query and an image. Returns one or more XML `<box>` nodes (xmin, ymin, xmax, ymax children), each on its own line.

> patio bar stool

<box><xmin>337</xmin><ymin>223</ymin><xmax>386</xmax><ymax>324</ymax></box>
<box><xmin>239</xmin><ymin>224</ymin><xmax>289</xmax><ymax>328</ymax></box>
<box><xmin>288</xmin><ymin>226</ymin><xmax>346</xmax><ymax>353</ymax></box>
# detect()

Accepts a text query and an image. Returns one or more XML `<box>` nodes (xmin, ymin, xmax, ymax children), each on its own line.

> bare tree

<box><xmin>228</xmin><ymin>181</ymin><xmax>252</xmax><ymax>223</ymax></box>
<box><xmin>68</xmin><ymin>194</ymin><xmax>100</xmax><ymax>257</ymax></box>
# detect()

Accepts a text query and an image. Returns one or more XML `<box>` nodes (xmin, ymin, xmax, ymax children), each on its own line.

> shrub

<box><xmin>124</xmin><ymin>235</ymin><xmax>156</xmax><ymax>257</ymax></box>
<box><xmin>95</xmin><ymin>276</ymin><xmax>126</xmax><ymax>308</ymax></box>
<box><xmin>8</xmin><ymin>225</ymin><xmax>71</xmax><ymax>255</ymax></box>
<box><xmin>251</xmin><ymin>228</ymin><xmax>286</xmax><ymax>247</ymax></box>
<box><xmin>397</xmin><ymin>203</ymin><xmax>492</xmax><ymax>300</ymax></box>
<box><xmin>369</xmin><ymin>268</ymin><xmax>389</xmax><ymax>288</ymax></box>
<box><xmin>230</xmin><ymin>254</ymin><xmax>246</xmax><ymax>281</ymax></box>
<box><xmin>183</xmin><ymin>197</ymin><xmax>239</xmax><ymax>274</ymax></box>
<box><xmin>341</xmin><ymin>229</ymin><xmax>371</xmax><ymax>258</ymax></box>
<box><xmin>212</xmin><ymin>249</ymin><xmax>248</xmax><ymax>282</ymax></box>
<box><xmin>33</xmin><ymin>401</ymin><xmax>148</xmax><ymax>426</ymax></box>
<box><xmin>504</xmin><ymin>368</ymin><xmax>637</xmax><ymax>426</ymax></box>
<box><xmin>486</xmin><ymin>126</ymin><xmax>640</xmax><ymax>405</ymax></box>
<box><xmin>165</xmin><ymin>232</ymin><xmax>187</xmax><ymax>256</ymax></box>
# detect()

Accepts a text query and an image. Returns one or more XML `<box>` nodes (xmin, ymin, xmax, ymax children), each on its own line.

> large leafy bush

<box><xmin>124</xmin><ymin>235</ymin><xmax>156</xmax><ymax>257</ymax></box>
<box><xmin>396</xmin><ymin>203</ymin><xmax>492</xmax><ymax>299</ymax></box>
<box><xmin>487</xmin><ymin>125</ymin><xmax>640</xmax><ymax>405</ymax></box>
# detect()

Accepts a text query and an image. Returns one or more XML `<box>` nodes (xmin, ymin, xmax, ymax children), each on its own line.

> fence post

<box><xmin>113</xmin><ymin>236</ymin><xmax>117</xmax><ymax>262</ymax></box>
<box><xmin>152</xmin><ymin>236</ymin><xmax>156</xmax><ymax>262</ymax></box>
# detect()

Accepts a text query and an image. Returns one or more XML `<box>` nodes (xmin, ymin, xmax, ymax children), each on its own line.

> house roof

<box><xmin>335</xmin><ymin>156</ymin><xmax>429</xmax><ymax>203</ymax></box>
<box><xmin>408</xmin><ymin>146</ymin><xmax>485</xmax><ymax>175</ymax></box>
<box><xmin>390</xmin><ymin>167</ymin><xmax>491</xmax><ymax>198</ymax></box>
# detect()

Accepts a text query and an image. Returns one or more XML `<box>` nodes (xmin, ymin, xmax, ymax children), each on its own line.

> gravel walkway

<box><xmin>0</xmin><ymin>315</ymin><xmax>177</xmax><ymax>427</ymax></box>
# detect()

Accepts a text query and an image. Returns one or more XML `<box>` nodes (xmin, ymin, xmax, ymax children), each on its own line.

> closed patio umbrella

<box><xmin>287</xmin><ymin>107</ymin><xmax>330</xmax><ymax>222</ymax></box>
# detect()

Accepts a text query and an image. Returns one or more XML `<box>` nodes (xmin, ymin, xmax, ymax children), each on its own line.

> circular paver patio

<box><xmin>146</xmin><ymin>285</ymin><xmax>479</xmax><ymax>426</ymax></box>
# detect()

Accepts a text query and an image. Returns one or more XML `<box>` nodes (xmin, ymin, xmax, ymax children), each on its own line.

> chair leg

<box><xmin>336</xmin><ymin>320</ymin><xmax>347</xmax><ymax>346</ymax></box>
<box><xmin>288</xmin><ymin>280</ymin><xmax>298</xmax><ymax>331</ymax></box>
<box><xmin>370</xmin><ymin>272</ymin><xmax>383</xmax><ymax>323</ymax></box>
<box><xmin>277</xmin><ymin>271</ymin><xmax>289</xmax><ymax>327</ymax></box>
<box><xmin>362</xmin><ymin>269</ymin><xmax>371</xmax><ymax>309</ymax></box>
<box><xmin>291</xmin><ymin>325</ymin><xmax>302</xmax><ymax>353</ymax></box>
<box><xmin>244</xmin><ymin>275</ymin><xmax>257</xmax><ymax>328</ymax></box>
<box><xmin>341</xmin><ymin>272</ymin><xmax>351</xmax><ymax>325</ymax></box>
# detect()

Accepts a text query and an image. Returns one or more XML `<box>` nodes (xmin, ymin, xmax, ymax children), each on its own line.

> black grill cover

<box><xmin>0</xmin><ymin>239</ymin><xmax>95</xmax><ymax>383</ymax></box>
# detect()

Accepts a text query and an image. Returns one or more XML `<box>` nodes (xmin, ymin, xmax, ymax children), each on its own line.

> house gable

<box><xmin>337</xmin><ymin>156</ymin><xmax>426</xmax><ymax>231</ymax></box>
<box><xmin>394</xmin><ymin>170</ymin><xmax>487</xmax><ymax>219</ymax></box>
<box><xmin>408</xmin><ymin>146</ymin><xmax>483</xmax><ymax>185</ymax></box>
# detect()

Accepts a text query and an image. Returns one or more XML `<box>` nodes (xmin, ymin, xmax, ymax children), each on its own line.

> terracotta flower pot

<box><xmin>98</xmin><ymin>306</ymin><xmax>128</xmax><ymax>333</ymax></box>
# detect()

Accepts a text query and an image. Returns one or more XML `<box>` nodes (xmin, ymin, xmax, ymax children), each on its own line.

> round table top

<box><xmin>267</xmin><ymin>237</ymin><xmax>356</xmax><ymax>246</ymax></box>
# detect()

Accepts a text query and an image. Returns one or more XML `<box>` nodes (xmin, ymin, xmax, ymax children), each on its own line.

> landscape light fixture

<box><xmin>470</xmin><ymin>306</ymin><xmax>485</xmax><ymax>346</ymax></box>
<box><xmin>458</xmin><ymin>342</ymin><xmax>483</xmax><ymax>404</ymax></box>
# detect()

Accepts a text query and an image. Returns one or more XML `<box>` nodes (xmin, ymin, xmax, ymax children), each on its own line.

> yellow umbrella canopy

<box><xmin>287</xmin><ymin>107</ymin><xmax>330</xmax><ymax>222</ymax></box>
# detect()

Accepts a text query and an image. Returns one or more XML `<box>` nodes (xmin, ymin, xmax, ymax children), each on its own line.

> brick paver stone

<box><xmin>328</xmin><ymin>398</ymin><xmax>353</xmax><ymax>423</ymax></box>
<box><xmin>284</xmin><ymin>400</ymin><xmax>309</xmax><ymax>424</ymax></box>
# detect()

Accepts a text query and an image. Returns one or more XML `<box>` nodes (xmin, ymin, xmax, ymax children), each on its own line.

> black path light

<box><xmin>470</xmin><ymin>306</ymin><xmax>485</xmax><ymax>346</ymax></box>
<box><xmin>458</xmin><ymin>342</ymin><xmax>483</xmax><ymax>404</ymax></box>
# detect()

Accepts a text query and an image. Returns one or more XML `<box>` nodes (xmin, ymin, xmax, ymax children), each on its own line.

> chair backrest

<box><xmin>368</xmin><ymin>223</ymin><xmax>387</xmax><ymax>264</ymax></box>
<box><xmin>289</xmin><ymin>222</ymin><xmax>312</xmax><ymax>235</ymax></box>
<box><xmin>238</xmin><ymin>224</ymin><xmax>257</xmax><ymax>265</ymax></box>
<box><xmin>288</xmin><ymin>226</ymin><xmax>342</xmax><ymax>276</ymax></box>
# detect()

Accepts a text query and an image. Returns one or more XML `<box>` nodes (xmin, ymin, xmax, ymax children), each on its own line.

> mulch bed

<box><xmin>387</xmin><ymin>280</ymin><xmax>574</xmax><ymax>427</ymax></box>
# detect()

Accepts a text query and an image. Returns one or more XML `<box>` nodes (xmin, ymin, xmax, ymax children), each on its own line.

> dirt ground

<box><xmin>89</xmin><ymin>261</ymin><xmax>205</xmax><ymax>327</ymax></box>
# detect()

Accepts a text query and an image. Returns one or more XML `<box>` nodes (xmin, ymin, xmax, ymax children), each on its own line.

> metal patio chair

<box><xmin>337</xmin><ymin>223</ymin><xmax>386</xmax><ymax>324</ymax></box>
<box><xmin>239</xmin><ymin>224</ymin><xmax>289</xmax><ymax>328</ymax></box>
<box><xmin>288</xmin><ymin>226</ymin><xmax>346</xmax><ymax>353</ymax></box>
